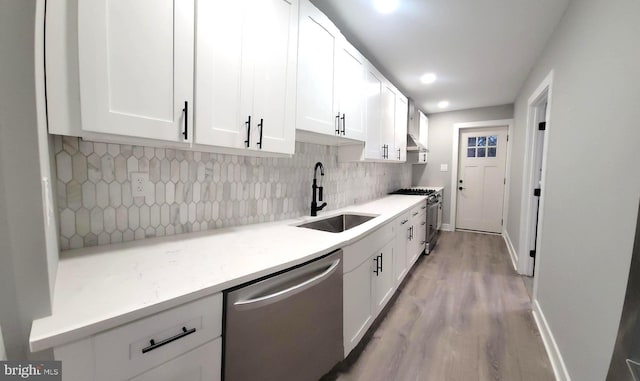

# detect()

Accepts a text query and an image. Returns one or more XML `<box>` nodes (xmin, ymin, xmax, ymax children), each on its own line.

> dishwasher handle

<box><xmin>233</xmin><ymin>258</ymin><xmax>341</xmax><ymax>310</ymax></box>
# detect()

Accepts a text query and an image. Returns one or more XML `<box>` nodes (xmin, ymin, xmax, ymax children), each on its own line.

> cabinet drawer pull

<box><xmin>245</xmin><ymin>116</ymin><xmax>251</xmax><ymax>148</ymax></box>
<box><xmin>142</xmin><ymin>326</ymin><xmax>196</xmax><ymax>354</ymax></box>
<box><xmin>257</xmin><ymin>118</ymin><xmax>264</xmax><ymax>149</ymax></box>
<box><xmin>341</xmin><ymin>113</ymin><xmax>346</xmax><ymax>135</ymax></box>
<box><xmin>373</xmin><ymin>256</ymin><xmax>380</xmax><ymax>276</ymax></box>
<box><xmin>335</xmin><ymin>114</ymin><xmax>340</xmax><ymax>135</ymax></box>
<box><xmin>182</xmin><ymin>101</ymin><xmax>188</xmax><ymax>140</ymax></box>
<box><xmin>412</xmin><ymin>211</ymin><xmax>419</xmax><ymax>217</ymax></box>
<box><xmin>401</xmin><ymin>219</ymin><xmax>408</xmax><ymax>225</ymax></box>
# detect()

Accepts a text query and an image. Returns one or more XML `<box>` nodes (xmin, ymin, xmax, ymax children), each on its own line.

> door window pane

<box><xmin>468</xmin><ymin>137</ymin><xmax>476</xmax><ymax>147</ymax></box>
<box><xmin>488</xmin><ymin>135</ymin><xmax>497</xmax><ymax>146</ymax></box>
<box><xmin>477</xmin><ymin>148</ymin><xmax>486</xmax><ymax>157</ymax></box>
<box><xmin>488</xmin><ymin>147</ymin><xmax>496</xmax><ymax>157</ymax></box>
<box><xmin>467</xmin><ymin>148</ymin><xmax>476</xmax><ymax>157</ymax></box>
<box><xmin>477</xmin><ymin>136</ymin><xmax>486</xmax><ymax>146</ymax></box>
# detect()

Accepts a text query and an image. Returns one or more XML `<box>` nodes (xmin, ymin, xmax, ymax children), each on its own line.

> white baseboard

<box><xmin>502</xmin><ymin>229</ymin><xmax>519</xmax><ymax>272</ymax></box>
<box><xmin>532</xmin><ymin>300</ymin><xmax>571</xmax><ymax>381</ymax></box>
<box><xmin>440</xmin><ymin>223</ymin><xmax>453</xmax><ymax>232</ymax></box>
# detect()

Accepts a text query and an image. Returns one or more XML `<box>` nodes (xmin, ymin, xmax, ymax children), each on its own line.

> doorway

<box><xmin>519</xmin><ymin>71</ymin><xmax>553</xmax><ymax>282</ymax></box>
<box><xmin>456</xmin><ymin>126</ymin><xmax>508</xmax><ymax>233</ymax></box>
<box><xmin>450</xmin><ymin>119</ymin><xmax>514</xmax><ymax>237</ymax></box>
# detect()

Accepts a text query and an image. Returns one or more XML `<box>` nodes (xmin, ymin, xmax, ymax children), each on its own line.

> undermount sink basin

<box><xmin>297</xmin><ymin>214</ymin><xmax>377</xmax><ymax>233</ymax></box>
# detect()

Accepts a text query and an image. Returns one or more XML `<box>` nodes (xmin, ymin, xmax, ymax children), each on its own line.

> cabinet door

<box><xmin>247</xmin><ymin>0</ymin><xmax>298</xmax><ymax>154</ymax></box>
<box><xmin>395</xmin><ymin>95</ymin><xmax>408</xmax><ymax>162</ymax></box>
<box><xmin>394</xmin><ymin>215</ymin><xmax>409</xmax><ymax>285</ymax></box>
<box><xmin>380</xmin><ymin>83</ymin><xmax>396</xmax><ymax>160</ymax></box>
<box><xmin>343</xmin><ymin>258</ymin><xmax>374</xmax><ymax>356</ymax></box>
<box><xmin>335</xmin><ymin>39</ymin><xmax>366</xmax><ymax>141</ymax></box>
<box><xmin>364</xmin><ymin>66</ymin><xmax>382</xmax><ymax>160</ymax></box>
<box><xmin>130</xmin><ymin>339</ymin><xmax>221</xmax><ymax>381</ymax></box>
<box><xmin>78</xmin><ymin>0</ymin><xmax>193</xmax><ymax>142</ymax></box>
<box><xmin>195</xmin><ymin>0</ymin><xmax>247</xmax><ymax>149</ymax></box>
<box><xmin>296</xmin><ymin>0</ymin><xmax>339</xmax><ymax>136</ymax></box>
<box><xmin>419</xmin><ymin>111</ymin><xmax>429</xmax><ymax>151</ymax></box>
<box><xmin>373</xmin><ymin>240</ymin><xmax>395</xmax><ymax>314</ymax></box>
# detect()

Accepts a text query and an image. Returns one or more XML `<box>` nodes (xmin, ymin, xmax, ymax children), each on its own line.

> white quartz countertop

<box><xmin>30</xmin><ymin>195</ymin><xmax>427</xmax><ymax>352</ymax></box>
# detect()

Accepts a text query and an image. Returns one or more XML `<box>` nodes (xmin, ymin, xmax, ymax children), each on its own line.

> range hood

<box><xmin>407</xmin><ymin>98</ymin><xmax>427</xmax><ymax>151</ymax></box>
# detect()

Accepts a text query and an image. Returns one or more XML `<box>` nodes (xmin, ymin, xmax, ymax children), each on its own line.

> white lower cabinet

<box><xmin>343</xmin><ymin>256</ymin><xmax>374</xmax><ymax>355</ymax></box>
<box><xmin>394</xmin><ymin>213</ymin><xmax>410</xmax><ymax>286</ymax></box>
<box><xmin>54</xmin><ymin>293</ymin><xmax>223</xmax><ymax>381</ymax></box>
<box><xmin>130</xmin><ymin>339</ymin><xmax>221</xmax><ymax>381</ymax></box>
<box><xmin>372</xmin><ymin>240</ymin><xmax>395</xmax><ymax>315</ymax></box>
<box><xmin>407</xmin><ymin>201</ymin><xmax>427</xmax><ymax>267</ymax></box>
<box><xmin>343</xmin><ymin>200</ymin><xmax>425</xmax><ymax>356</ymax></box>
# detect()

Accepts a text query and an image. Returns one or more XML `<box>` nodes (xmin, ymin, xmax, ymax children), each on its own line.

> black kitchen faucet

<box><xmin>311</xmin><ymin>162</ymin><xmax>327</xmax><ymax>216</ymax></box>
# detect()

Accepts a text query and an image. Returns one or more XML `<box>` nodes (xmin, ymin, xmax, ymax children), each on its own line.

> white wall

<box><xmin>507</xmin><ymin>0</ymin><xmax>640</xmax><ymax>379</ymax></box>
<box><xmin>412</xmin><ymin>104</ymin><xmax>514</xmax><ymax>225</ymax></box>
<box><xmin>0</xmin><ymin>325</ymin><xmax>6</xmax><ymax>361</ymax></box>
<box><xmin>0</xmin><ymin>0</ymin><xmax>56</xmax><ymax>359</ymax></box>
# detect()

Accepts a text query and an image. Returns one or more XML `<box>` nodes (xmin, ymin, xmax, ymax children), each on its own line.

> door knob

<box><xmin>459</xmin><ymin>179</ymin><xmax>463</xmax><ymax>183</ymax></box>
<box><xmin>458</xmin><ymin>186</ymin><xmax>464</xmax><ymax>191</ymax></box>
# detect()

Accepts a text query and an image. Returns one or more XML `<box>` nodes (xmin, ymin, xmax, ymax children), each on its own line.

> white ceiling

<box><xmin>311</xmin><ymin>0</ymin><xmax>570</xmax><ymax>114</ymax></box>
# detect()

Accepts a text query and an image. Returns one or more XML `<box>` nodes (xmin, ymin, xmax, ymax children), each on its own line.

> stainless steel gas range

<box><xmin>390</xmin><ymin>187</ymin><xmax>442</xmax><ymax>254</ymax></box>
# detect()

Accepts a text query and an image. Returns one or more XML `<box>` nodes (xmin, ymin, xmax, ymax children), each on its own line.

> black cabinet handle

<box><xmin>244</xmin><ymin>116</ymin><xmax>251</xmax><ymax>148</ymax></box>
<box><xmin>412</xmin><ymin>211</ymin><xmax>419</xmax><ymax>216</ymax></box>
<box><xmin>378</xmin><ymin>253</ymin><xmax>383</xmax><ymax>272</ymax></box>
<box><xmin>401</xmin><ymin>219</ymin><xmax>408</xmax><ymax>225</ymax></box>
<box><xmin>397</xmin><ymin>148</ymin><xmax>401</xmax><ymax>160</ymax></box>
<box><xmin>182</xmin><ymin>101</ymin><xmax>188</xmax><ymax>140</ymax></box>
<box><xmin>257</xmin><ymin>118</ymin><xmax>263</xmax><ymax>149</ymax></box>
<box><xmin>335</xmin><ymin>114</ymin><xmax>340</xmax><ymax>135</ymax></box>
<box><xmin>373</xmin><ymin>256</ymin><xmax>380</xmax><ymax>276</ymax></box>
<box><xmin>142</xmin><ymin>326</ymin><xmax>196</xmax><ymax>354</ymax></box>
<box><xmin>341</xmin><ymin>113</ymin><xmax>346</xmax><ymax>135</ymax></box>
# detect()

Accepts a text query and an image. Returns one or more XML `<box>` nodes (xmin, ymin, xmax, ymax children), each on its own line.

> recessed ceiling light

<box><xmin>373</xmin><ymin>0</ymin><xmax>399</xmax><ymax>14</ymax></box>
<box><xmin>437</xmin><ymin>100</ymin><xmax>450</xmax><ymax>109</ymax></box>
<box><xmin>420</xmin><ymin>73</ymin><xmax>437</xmax><ymax>84</ymax></box>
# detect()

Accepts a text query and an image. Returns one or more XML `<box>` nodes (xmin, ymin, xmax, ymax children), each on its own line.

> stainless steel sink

<box><xmin>297</xmin><ymin>214</ymin><xmax>377</xmax><ymax>233</ymax></box>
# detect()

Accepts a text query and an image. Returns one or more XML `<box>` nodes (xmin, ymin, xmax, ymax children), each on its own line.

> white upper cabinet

<box><xmin>395</xmin><ymin>94</ymin><xmax>408</xmax><ymax>162</ymax></box>
<box><xmin>296</xmin><ymin>0</ymin><xmax>340</xmax><ymax>136</ymax></box>
<box><xmin>380</xmin><ymin>82</ymin><xmax>396</xmax><ymax>160</ymax></box>
<box><xmin>78</xmin><ymin>0</ymin><xmax>194</xmax><ymax>143</ymax></box>
<box><xmin>196</xmin><ymin>0</ymin><xmax>298</xmax><ymax>155</ymax></box>
<box><xmin>335</xmin><ymin>38</ymin><xmax>366</xmax><ymax>141</ymax></box>
<box><xmin>364</xmin><ymin>65</ymin><xmax>383</xmax><ymax>160</ymax></box>
<box><xmin>419</xmin><ymin>111</ymin><xmax>429</xmax><ymax>149</ymax></box>
<box><xmin>296</xmin><ymin>0</ymin><xmax>365</xmax><ymax>142</ymax></box>
<box><xmin>195</xmin><ymin>0</ymin><xmax>246</xmax><ymax>149</ymax></box>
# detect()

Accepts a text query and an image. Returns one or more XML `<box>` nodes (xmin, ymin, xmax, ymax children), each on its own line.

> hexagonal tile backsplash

<box><xmin>54</xmin><ymin>136</ymin><xmax>411</xmax><ymax>250</ymax></box>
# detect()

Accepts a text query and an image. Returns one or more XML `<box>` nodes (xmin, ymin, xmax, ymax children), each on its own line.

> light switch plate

<box><xmin>440</xmin><ymin>164</ymin><xmax>448</xmax><ymax>172</ymax></box>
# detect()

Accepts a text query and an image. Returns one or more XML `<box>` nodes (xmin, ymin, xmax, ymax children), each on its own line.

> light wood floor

<box><xmin>327</xmin><ymin>231</ymin><xmax>554</xmax><ymax>381</ymax></box>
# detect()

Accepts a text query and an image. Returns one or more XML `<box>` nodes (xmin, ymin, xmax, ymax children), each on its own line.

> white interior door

<box><xmin>456</xmin><ymin>127</ymin><xmax>508</xmax><ymax>233</ymax></box>
<box><xmin>78</xmin><ymin>0</ymin><xmax>194</xmax><ymax>142</ymax></box>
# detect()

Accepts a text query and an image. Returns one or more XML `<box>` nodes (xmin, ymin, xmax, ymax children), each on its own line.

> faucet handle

<box><xmin>318</xmin><ymin>186</ymin><xmax>323</xmax><ymax>201</ymax></box>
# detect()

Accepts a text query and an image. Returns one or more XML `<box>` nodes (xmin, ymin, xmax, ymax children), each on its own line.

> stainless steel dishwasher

<box><xmin>224</xmin><ymin>249</ymin><xmax>343</xmax><ymax>381</ymax></box>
